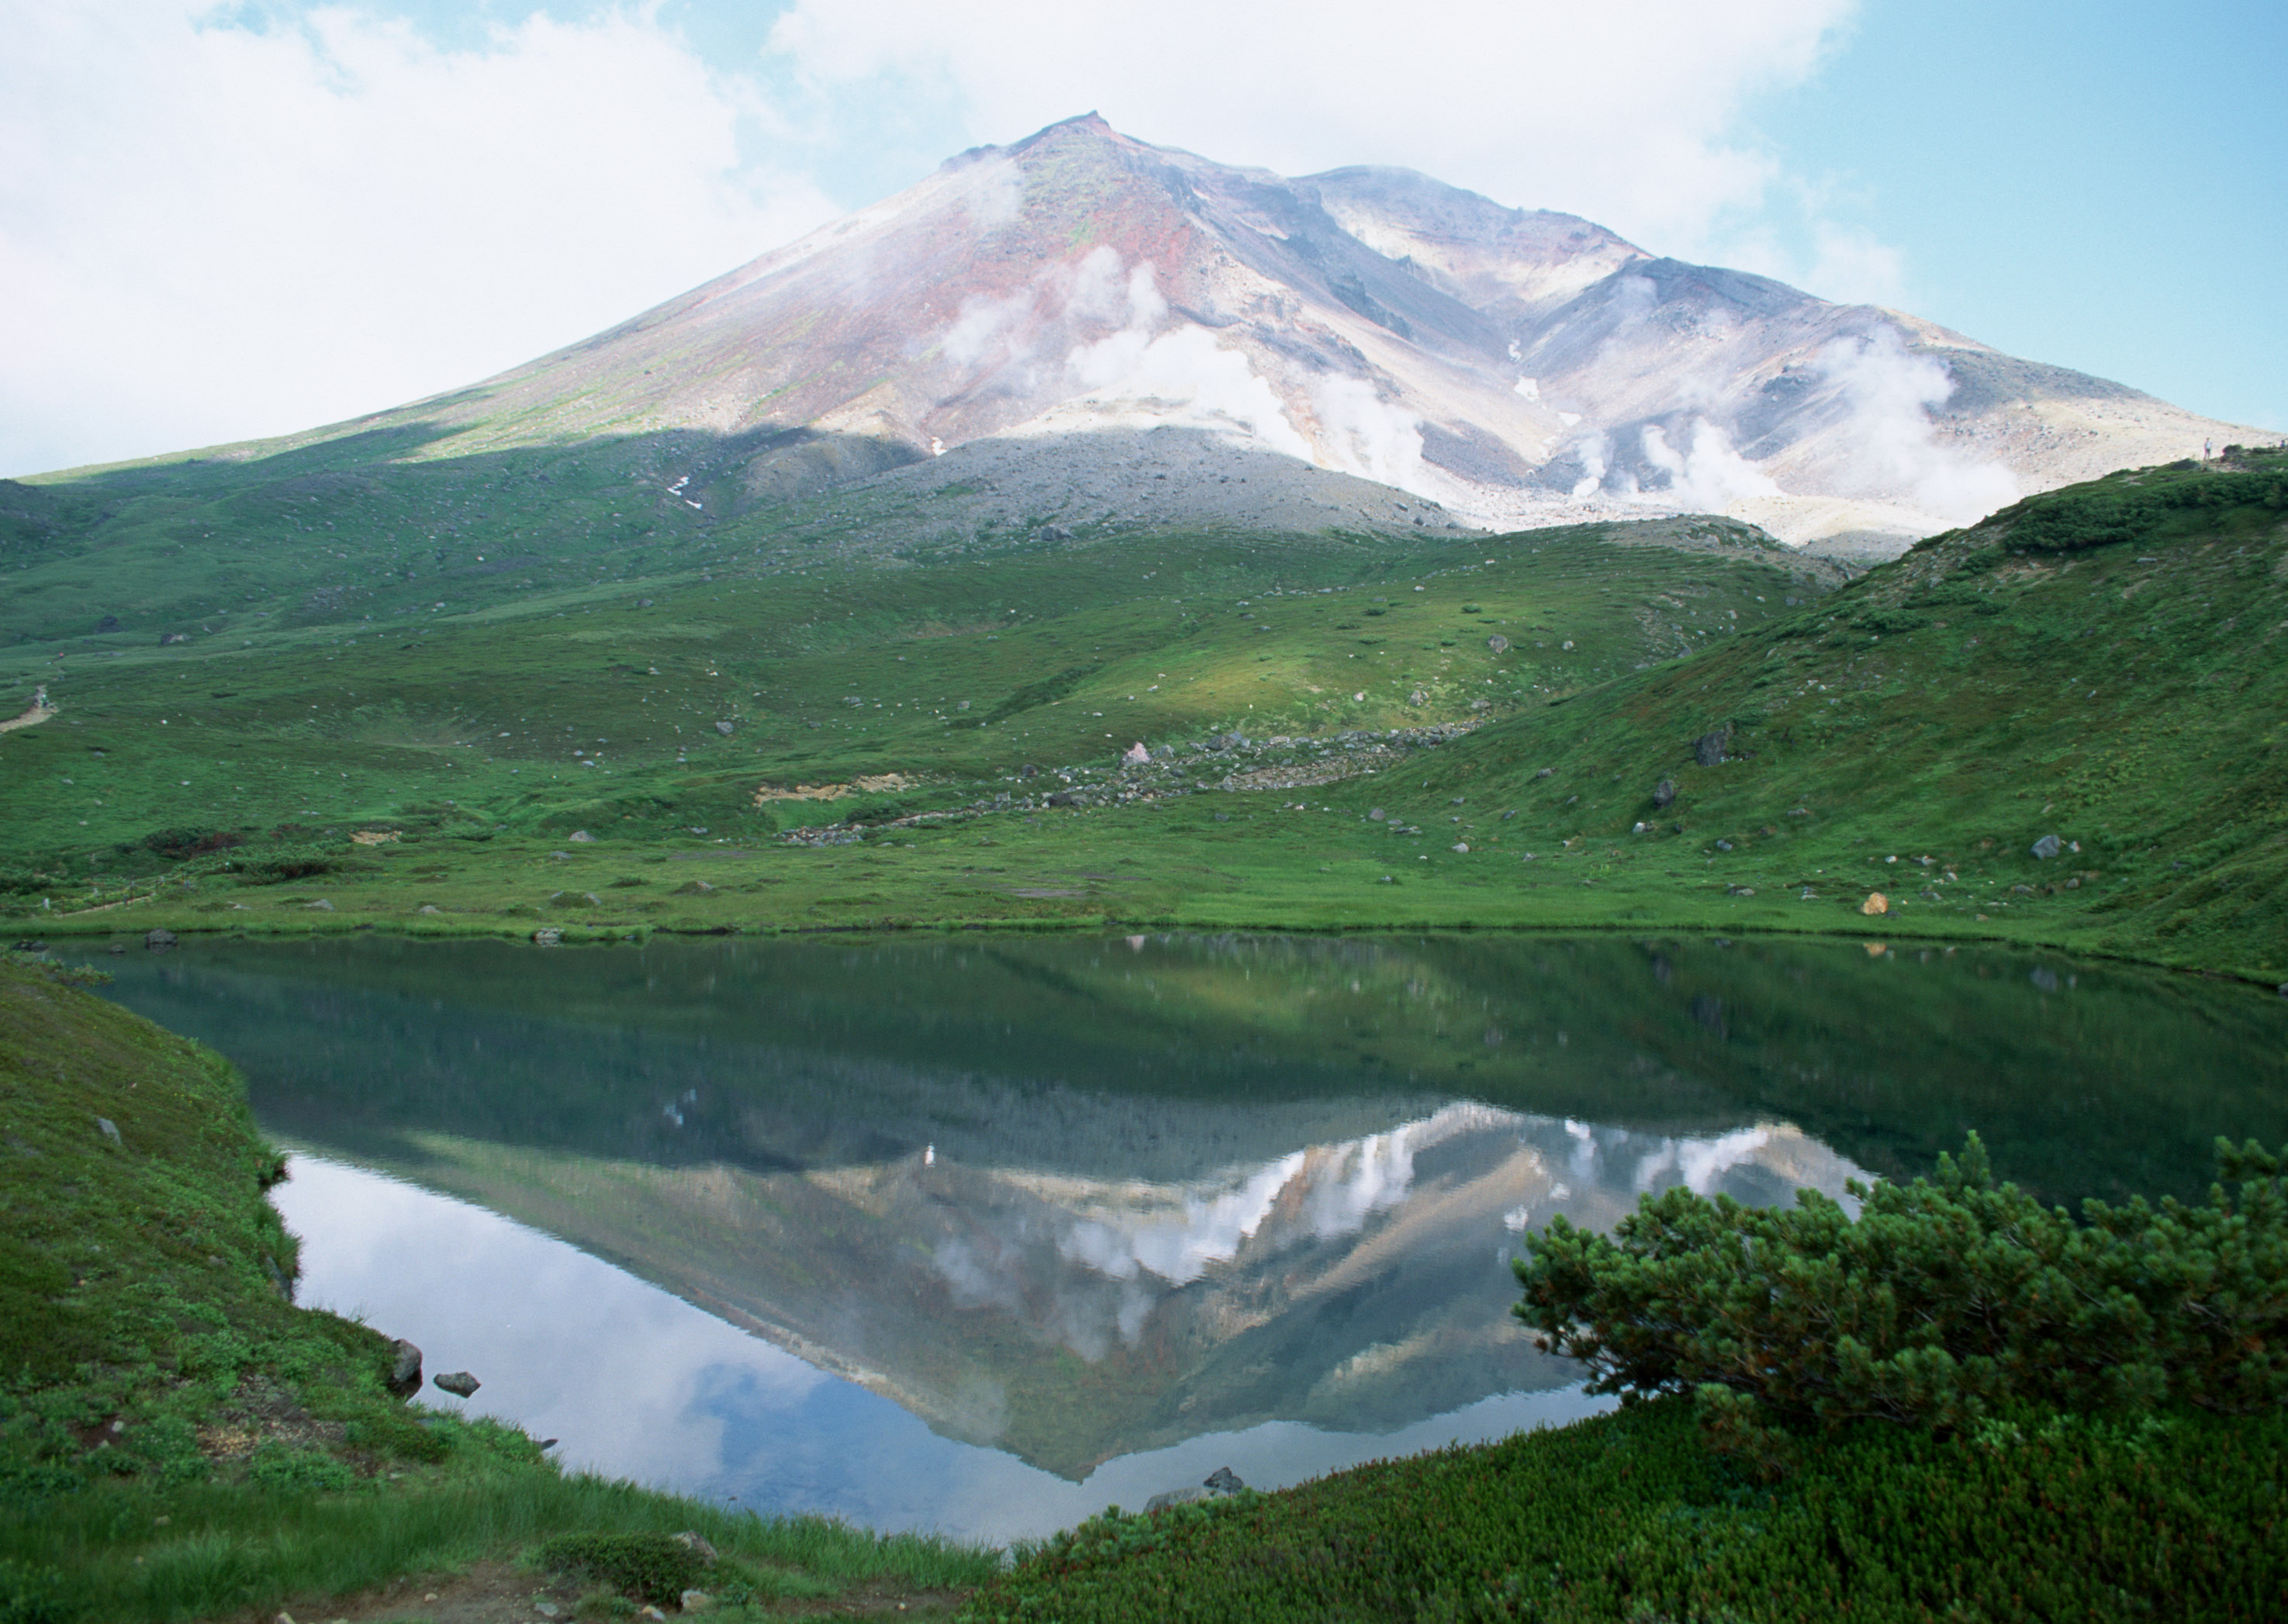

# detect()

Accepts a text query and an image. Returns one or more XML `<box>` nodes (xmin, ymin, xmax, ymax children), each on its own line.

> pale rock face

<box><xmin>256</xmin><ymin>115</ymin><xmax>2263</xmax><ymax>555</ymax></box>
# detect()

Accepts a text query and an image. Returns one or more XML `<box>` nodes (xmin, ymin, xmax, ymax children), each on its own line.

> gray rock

<box><xmin>568</xmin><ymin>830</ymin><xmax>596</xmax><ymax>842</ymax></box>
<box><xmin>305</xmin><ymin>899</ymin><xmax>334</xmax><ymax>911</ymax></box>
<box><xmin>531</xmin><ymin>928</ymin><xmax>563</xmax><ymax>946</ymax></box>
<box><xmin>714</xmin><ymin>721</ymin><xmax>734</xmax><ymax>734</ymax></box>
<box><xmin>1408</xmin><ymin>689</ymin><xmax>1428</xmax><ymax>706</ymax></box>
<box><xmin>145</xmin><ymin>928</ymin><xmax>177</xmax><ymax>950</ymax></box>
<box><xmin>1535</xmin><ymin>767</ymin><xmax>1554</xmax><ymax>779</ymax></box>
<box><xmin>96</xmin><ymin>1117</ymin><xmax>122</xmax><ymax>1147</ymax></box>
<box><xmin>1017</xmin><ymin>763</ymin><xmax>1039</xmax><ymax>779</ymax></box>
<box><xmin>1367</xmin><ymin>807</ymin><xmax>1387</xmax><ymax>821</ymax></box>
<box><xmin>434</xmin><ymin>1370</ymin><xmax>480</xmax><ymax>1398</ymax></box>
<box><xmin>1694</xmin><ymin>726</ymin><xmax>1731</xmax><ymax>767</ymax></box>
<box><xmin>1487</xmin><ymin>634</ymin><xmax>1510</xmax><ymax>653</ymax></box>
<box><xmin>678</xmin><ymin>1591</ymin><xmax>715</xmax><ymax>1614</ymax></box>
<box><xmin>2031</xmin><ymin>834</ymin><xmax>2062</xmax><ymax>859</ymax></box>
<box><xmin>385</xmin><ymin>1339</ymin><xmax>423</xmax><ymax>1399</ymax></box>
<box><xmin>1146</xmin><ymin>1466</ymin><xmax>1246</xmax><ymax>1512</ymax></box>
<box><xmin>1652</xmin><ymin>779</ymin><xmax>1675</xmax><ymax>809</ymax></box>
<box><xmin>671</xmin><ymin>1531</ymin><xmax>718</xmax><ymax>1562</ymax></box>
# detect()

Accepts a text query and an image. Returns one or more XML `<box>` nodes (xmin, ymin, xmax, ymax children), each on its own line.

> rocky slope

<box><xmin>204</xmin><ymin>114</ymin><xmax>2266</xmax><ymax>556</ymax></box>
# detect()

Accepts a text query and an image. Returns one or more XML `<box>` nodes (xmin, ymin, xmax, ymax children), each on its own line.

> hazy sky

<box><xmin>2</xmin><ymin>0</ymin><xmax>2280</xmax><ymax>477</ymax></box>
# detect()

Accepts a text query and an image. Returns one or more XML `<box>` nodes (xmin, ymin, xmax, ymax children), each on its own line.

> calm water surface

<box><xmin>99</xmin><ymin>931</ymin><xmax>2288</xmax><ymax>1539</ymax></box>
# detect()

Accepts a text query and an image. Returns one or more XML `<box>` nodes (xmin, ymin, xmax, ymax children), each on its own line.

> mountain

<box><xmin>218</xmin><ymin>112</ymin><xmax>2260</xmax><ymax>555</ymax></box>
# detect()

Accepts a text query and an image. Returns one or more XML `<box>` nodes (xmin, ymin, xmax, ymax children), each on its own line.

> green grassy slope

<box><xmin>5</xmin><ymin>444</ymin><xmax>2285</xmax><ymax>976</ymax></box>
<box><xmin>1423</xmin><ymin>446</ymin><xmax>2288</xmax><ymax>976</ymax></box>
<box><xmin>0</xmin><ymin>949</ymin><xmax>994</xmax><ymax>1621</ymax></box>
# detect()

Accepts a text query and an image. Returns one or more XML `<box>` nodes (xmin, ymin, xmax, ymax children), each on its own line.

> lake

<box><xmin>98</xmin><ymin>930</ymin><xmax>2288</xmax><ymax>1541</ymax></box>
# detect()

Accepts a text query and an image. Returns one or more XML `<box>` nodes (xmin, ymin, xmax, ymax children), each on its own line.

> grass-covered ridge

<box><xmin>0</xmin><ymin>950</ymin><xmax>994</xmax><ymax>1621</ymax></box>
<box><xmin>3</xmin><ymin>446</ymin><xmax>2286</xmax><ymax>978</ymax></box>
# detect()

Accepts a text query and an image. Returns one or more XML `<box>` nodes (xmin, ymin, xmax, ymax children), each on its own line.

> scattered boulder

<box><xmin>95</xmin><ymin>1117</ymin><xmax>122</xmax><ymax>1147</ymax></box>
<box><xmin>159</xmin><ymin>631</ymin><xmax>189</xmax><ymax>645</ymax></box>
<box><xmin>1652</xmin><ymin>779</ymin><xmax>1676</xmax><ymax>809</ymax></box>
<box><xmin>418</xmin><ymin>905</ymin><xmax>441</xmax><ymax>915</ymax></box>
<box><xmin>1034</xmin><ymin>523</ymin><xmax>1072</xmax><ymax>544</ymax></box>
<box><xmin>1017</xmin><ymin>764</ymin><xmax>1039</xmax><ymax>779</ymax></box>
<box><xmin>305</xmin><ymin>899</ymin><xmax>334</xmax><ymax>911</ymax></box>
<box><xmin>385</xmin><ymin>1339</ymin><xmax>423</xmax><ymax>1399</ymax></box>
<box><xmin>714</xmin><ymin>721</ymin><xmax>734</xmax><ymax>735</ymax></box>
<box><xmin>1469</xmin><ymin>697</ymin><xmax>1490</xmax><ymax>710</ymax></box>
<box><xmin>679</xmin><ymin>1592</ymin><xmax>715</xmax><ymax>1615</ymax></box>
<box><xmin>532</xmin><ymin>928</ymin><xmax>563</xmax><ymax>945</ymax></box>
<box><xmin>433</xmin><ymin>1370</ymin><xmax>480</xmax><ymax>1398</ymax></box>
<box><xmin>1535</xmin><ymin>767</ymin><xmax>1554</xmax><ymax>779</ymax></box>
<box><xmin>568</xmin><ymin>830</ymin><xmax>596</xmax><ymax>843</ymax></box>
<box><xmin>1147</xmin><ymin>1466</ymin><xmax>1246</xmax><ymax>1512</ymax></box>
<box><xmin>1487</xmin><ymin>634</ymin><xmax>1510</xmax><ymax>653</ymax></box>
<box><xmin>672</xmin><ymin>880</ymin><xmax>714</xmax><ymax>895</ymax></box>
<box><xmin>2031</xmin><ymin>834</ymin><xmax>2062</xmax><ymax>859</ymax></box>
<box><xmin>145</xmin><ymin>928</ymin><xmax>177</xmax><ymax>950</ymax></box>
<box><xmin>1408</xmin><ymin>689</ymin><xmax>1428</xmax><ymax>706</ymax></box>
<box><xmin>671</xmin><ymin>1532</ymin><xmax>718</xmax><ymax>1563</ymax></box>
<box><xmin>1861</xmin><ymin>892</ymin><xmax>1889</xmax><ymax>916</ymax></box>
<box><xmin>1122</xmin><ymin>741</ymin><xmax>1150</xmax><ymax>765</ymax></box>
<box><xmin>1693</xmin><ymin>726</ymin><xmax>1731</xmax><ymax>767</ymax></box>
<box><xmin>1451</xmin><ymin>841</ymin><xmax>1470</xmax><ymax>853</ymax></box>
<box><xmin>1368</xmin><ymin>807</ymin><xmax>1387</xmax><ymax>821</ymax></box>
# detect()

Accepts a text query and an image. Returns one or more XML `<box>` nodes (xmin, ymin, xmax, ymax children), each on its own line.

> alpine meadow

<box><xmin>4</xmin><ymin>105</ymin><xmax>2286</xmax><ymax>1623</ymax></box>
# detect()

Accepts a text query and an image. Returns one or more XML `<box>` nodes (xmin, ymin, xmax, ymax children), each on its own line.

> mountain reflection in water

<box><xmin>96</xmin><ymin>931</ymin><xmax>2288</xmax><ymax>1520</ymax></box>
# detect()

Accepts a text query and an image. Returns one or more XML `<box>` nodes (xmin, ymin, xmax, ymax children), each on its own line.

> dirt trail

<box><xmin>0</xmin><ymin>687</ymin><xmax>57</xmax><ymax>734</ymax></box>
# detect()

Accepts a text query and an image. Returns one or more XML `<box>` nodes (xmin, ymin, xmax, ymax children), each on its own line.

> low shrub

<box><xmin>1512</xmin><ymin>1133</ymin><xmax>2288</xmax><ymax>1443</ymax></box>
<box><xmin>537</xmin><ymin>1532</ymin><xmax>714</xmax><ymax>1605</ymax></box>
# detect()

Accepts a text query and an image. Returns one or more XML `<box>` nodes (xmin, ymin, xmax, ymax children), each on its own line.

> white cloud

<box><xmin>0</xmin><ymin>2</ymin><xmax>838</xmax><ymax>475</ymax></box>
<box><xmin>1818</xmin><ymin>327</ymin><xmax>2018</xmax><ymax>523</ymax></box>
<box><xmin>1308</xmin><ymin>375</ymin><xmax>1429</xmax><ymax>492</ymax></box>
<box><xmin>1638</xmin><ymin>418</ymin><xmax>1782</xmax><ymax>509</ymax></box>
<box><xmin>766</xmin><ymin>0</ymin><xmax>1858</xmax><ymax>257</ymax></box>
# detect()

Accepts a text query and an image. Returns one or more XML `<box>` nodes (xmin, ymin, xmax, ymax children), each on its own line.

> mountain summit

<box><xmin>259</xmin><ymin>114</ymin><xmax>2257</xmax><ymax>551</ymax></box>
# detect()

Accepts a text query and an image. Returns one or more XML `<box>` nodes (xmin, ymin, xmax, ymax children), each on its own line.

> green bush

<box><xmin>0</xmin><ymin>1558</ymin><xmax>75</xmax><ymax>1624</ymax></box>
<box><xmin>537</xmin><ymin>1532</ymin><xmax>714</xmax><ymax>1605</ymax></box>
<box><xmin>1512</xmin><ymin>1133</ymin><xmax>2288</xmax><ymax>1439</ymax></box>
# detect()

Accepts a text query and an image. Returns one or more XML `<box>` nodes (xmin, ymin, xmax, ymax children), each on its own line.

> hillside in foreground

<box><xmin>1</xmin><ymin>447</ymin><xmax>2283</xmax><ymax>979</ymax></box>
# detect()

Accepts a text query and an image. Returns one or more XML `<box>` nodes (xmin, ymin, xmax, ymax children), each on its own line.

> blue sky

<box><xmin>2</xmin><ymin>0</ymin><xmax>2280</xmax><ymax>475</ymax></box>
